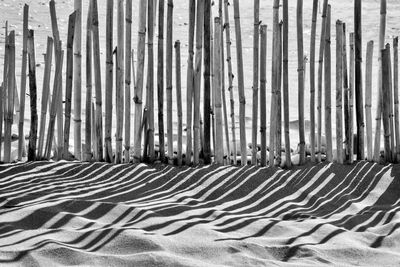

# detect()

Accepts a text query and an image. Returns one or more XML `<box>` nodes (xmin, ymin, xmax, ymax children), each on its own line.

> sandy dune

<box><xmin>0</xmin><ymin>161</ymin><xmax>399</xmax><ymax>266</ymax></box>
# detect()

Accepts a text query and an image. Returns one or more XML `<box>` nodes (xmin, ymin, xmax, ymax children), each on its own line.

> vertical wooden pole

<box><xmin>1</xmin><ymin>22</ymin><xmax>9</xmax><ymax>162</ymax></box>
<box><xmin>282</xmin><ymin>0</ymin><xmax>290</xmax><ymax>168</ymax></box>
<box><xmin>158</xmin><ymin>0</ymin><xmax>165</xmax><ymax>162</ymax></box>
<box><xmin>342</xmin><ymin>23</ymin><xmax>351</xmax><ymax>163</ymax></box>
<box><xmin>133</xmin><ymin>1</ymin><xmax>147</xmax><ymax>163</ymax></box>
<box><xmin>85</xmin><ymin>4</ymin><xmax>93</xmax><ymax>161</ymax></box>
<box><xmin>387</xmin><ymin>43</ymin><xmax>395</xmax><ymax>160</ymax></box>
<box><xmin>115</xmin><ymin>0</ymin><xmax>124</xmax><ymax>164</ymax></box>
<box><xmin>73</xmin><ymin>0</ymin><xmax>82</xmax><ymax>160</ymax></box>
<box><xmin>309</xmin><ymin>0</ymin><xmax>318</xmax><ymax>162</ymax></box>
<box><xmin>91</xmin><ymin>101</ymin><xmax>97</xmax><ymax>159</ymax></box>
<box><xmin>297</xmin><ymin>0</ymin><xmax>305</xmax><ymax>164</ymax></box>
<box><xmin>63</xmin><ymin>12</ymin><xmax>77</xmax><ymax>159</ymax></box>
<box><xmin>104</xmin><ymin>0</ymin><xmax>113</xmax><ymax>163</ymax></box>
<box><xmin>125</xmin><ymin>0</ymin><xmax>132</xmax><ymax>163</ymax></box>
<box><xmin>4</xmin><ymin>31</ymin><xmax>14</xmax><ymax>163</ymax></box>
<box><xmin>276</xmin><ymin>22</ymin><xmax>283</xmax><ymax>166</ymax></box>
<box><xmin>175</xmin><ymin>40</ymin><xmax>183</xmax><ymax>166</ymax></box>
<box><xmin>45</xmin><ymin>51</ymin><xmax>64</xmax><ymax>160</ymax></box>
<box><xmin>38</xmin><ymin>37</ymin><xmax>53</xmax><ymax>159</ymax></box>
<box><xmin>251</xmin><ymin>0</ymin><xmax>260</xmax><ymax>165</ymax></box>
<box><xmin>349</xmin><ymin>32</ymin><xmax>355</xmax><ymax>162</ymax></box>
<box><xmin>233</xmin><ymin>0</ymin><xmax>247</xmax><ymax>165</ymax></box>
<box><xmin>336</xmin><ymin>20</ymin><xmax>343</xmax><ymax>164</ymax></box>
<box><xmin>146</xmin><ymin>0</ymin><xmax>155</xmax><ymax>162</ymax></box>
<box><xmin>382</xmin><ymin>47</ymin><xmax>391</xmax><ymax>162</ymax></box>
<box><xmin>203</xmin><ymin>0</ymin><xmax>211</xmax><ymax>164</ymax></box>
<box><xmin>186</xmin><ymin>0</ymin><xmax>195</xmax><ymax>165</ymax></box>
<box><xmin>27</xmin><ymin>30</ymin><xmax>38</xmax><ymax>161</ymax></box>
<box><xmin>214</xmin><ymin>17</ymin><xmax>223</xmax><ymax>164</ymax></box>
<box><xmin>224</xmin><ymin>0</ymin><xmax>237</xmax><ymax>165</ymax></box>
<box><xmin>91</xmin><ymin>0</ymin><xmax>104</xmax><ymax>161</ymax></box>
<box><xmin>394</xmin><ymin>37</ymin><xmax>400</xmax><ymax>161</ymax></box>
<box><xmin>365</xmin><ymin>40</ymin><xmax>374</xmax><ymax>161</ymax></box>
<box><xmin>166</xmin><ymin>0</ymin><xmax>174</xmax><ymax>164</ymax></box>
<box><xmin>324</xmin><ymin>5</ymin><xmax>332</xmax><ymax>162</ymax></box>
<box><xmin>193</xmin><ymin>0</ymin><xmax>204</xmax><ymax>165</ymax></box>
<box><xmin>260</xmin><ymin>25</ymin><xmax>267</xmax><ymax>167</ymax></box>
<box><xmin>354</xmin><ymin>0</ymin><xmax>364</xmax><ymax>160</ymax></box>
<box><xmin>18</xmin><ymin>4</ymin><xmax>28</xmax><ymax>161</ymax></box>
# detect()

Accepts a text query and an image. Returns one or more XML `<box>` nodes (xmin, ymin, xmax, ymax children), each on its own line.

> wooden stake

<box><xmin>224</xmin><ymin>0</ymin><xmax>237</xmax><ymax>165</ymax></box>
<box><xmin>4</xmin><ymin>31</ymin><xmax>15</xmax><ymax>163</ymax></box>
<box><xmin>166</xmin><ymin>0</ymin><xmax>174</xmax><ymax>164</ymax></box>
<box><xmin>1</xmin><ymin>22</ymin><xmax>9</xmax><ymax>162</ymax></box>
<box><xmin>18</xmin><ymin>4</ymin><xmax>28</xmax><ymax>161</ymax></box>
<box><xmin>158</xmin><ymin>0</ymin><xmax>166</xmax><ymax>162</ymax></box>
<box><xmin>213</xmin><ymin>17</ymin><xmax>223</xmax><ymax>164</ymax></box>
<box><xmin>175</xmin><ymin>40</ymin><xmax>183</xmax><ymax>166</ymax></box>
<box><xmin>365</xmin><ymin>40</ymin><xmax>374</xmax><ymax>161</ymax></box>
<box><xmin>84</xmin><ymin>1</ymin><xmax>93</xmax><ymax>162</ymax></box>
<box><xmin>125</xmin><ymin>0</ymin><xmax>132</xmax><ymax>163</ymax></box>
<box><xmin>260</xmin><ymin>25</ymin><xmax>268</xmax><ymax>167</ymax></box>
<box><xmin>354</xmin><ymin>0</ymin><xmax>364</xmax><ymax>160</ymax></box>
<box><xmin>91</xmin><ymin>101</ymin><xmax>97</xmax><ymax>159</ymax></box>
<box><xmin>309</xmin><ymin>0</ymin><xmax>318</xmax><ymax>162</ymax></box>
<box><xmin>349</xmin><ymin>32</ymin><xmax>355</xmax><ymax>162</ymax></box>
<box><xmin>394</xmin><ymin>37</ymin><xmax>400</xmax><ymax>161</ymax></box>
<box><xmin>91</xmin><ymin>0</ymin><xmax>104</xmax><ymax>161</ymax></box>
<box><xmin>336</xmin><ymin>20</ymin><xmax>343</xmax><ymax>164</ymax></box>
<box><xmin>317</xmin><ymin>0</ymin><xmax>328</xmax><ymax>162</ymax></box>
<box><xmin>134</xmin><ymin>0</ymin><xmax>147</xmax><ymax>163</ymax></box>
<box><xmin>387</xmin><ymin>43</ymin><xmax>395</xmax><ymax>160</ymax></box>
<box><xmin>45</xmin><ymin>51</ymin><xmax>64</xmax><ymax>160</ymax></box>
<box><xmin>233</xmin><ymin>0</ymin><xmax>247</xmax><ymax>165</ymax></box>
<box><xmin>251</xmin><ymin>0</ymin><xmax>260</xmax><ymax>165</ymax></box>
<box><xmin>27</xmin><ymin>30</ymin><xmax>38</xmax><ymax>161</ymax></box>
<box><xmin>297</xmin><ymin>0</ymin><xmax>305</xmax><ymax>164</ymax></box>
<box><xmin>115</xmin><ymin>0</ymin><xmax>124</xmax><ymax>164</ymax></box>
<box><xmin>147</xmin><ymin>0</ymin><xmax>155</xmax><ymax>162</ymax></box>
<box><xmin>63</xmin><ymin>11</ymin><xmax>77</xmax><ymax>159</ymax></box>
<box><xmin>203</xmin><ymin>0</ymin><xmax>211</xmax><ymax>164</ymax></box>
<box><xmin>324</xmin><ymin>5</ymin><xmax>332</xmax><ymax>162</ymax></box>
<box><xmin>73</xmin><ymin>0</ymin><xmax>82</xmax><ymax>160</ymax></box>
<box><xmin>342</xmin><ymin>23</ymin><xmax>351</xmax><ymax>163</ymax></box>
<box><xmin>105</xmin><ymin>0</ymin><xmax>114</xmax><ymax>163</ymax></box>
<box><xmin>276</xmin><ymin>21</ymin><xmax>283</xmax><ymax>166</ymax></box>
<box><xmin>193</xmin><ymin>0</ymin><xmax>204</xmax><ymax>165</ymax></box>
<box><xmin>382</xmin><ymin>47</ymin><xmax>391</xmax><ymax>162</ymax></box>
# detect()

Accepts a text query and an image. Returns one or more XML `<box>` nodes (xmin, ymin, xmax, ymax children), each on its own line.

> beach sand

<box><xmin>1</xmin><ymin>161</ymin><xmax>400</xmax><ymax>266</ymax></box>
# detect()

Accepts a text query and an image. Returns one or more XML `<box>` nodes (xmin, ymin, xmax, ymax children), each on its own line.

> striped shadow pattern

<box><xmin>0</xmin><ymin>161</ymin><xmax>400</xmax><ymax>264</ymax></box>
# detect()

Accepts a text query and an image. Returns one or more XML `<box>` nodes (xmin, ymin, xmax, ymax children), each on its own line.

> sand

<box><xmin>1</xmin><ymin>161</ymin><xmax>400</xmax><ymax>266</ymax></box>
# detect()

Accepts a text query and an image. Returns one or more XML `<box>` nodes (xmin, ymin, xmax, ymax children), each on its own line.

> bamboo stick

<box><xmin>27</xmin><ymin>30</ymin><xmax>38</xmax><ymax>161</ymax></box>
<box><xmin>203</xmin><ymin>0</ymin><xmax>211</xmax><ymax>164</ymax></box>
<box><xmin>91</xmin><ymin>0</ymin><xmax>104</xmax><ymax>161</ymax></box>
<box><xmin>297</xmin><ymin>0</ymin><xmax>305</xmax><ymax>164</ymax></box>
<box><xmin>18</xmin><ymin>4</ymin><xmax>28</xmax><ymax>161</ymax></box>
<box><xmin>193</xmin><ymin>0</ymin><xmax>204</xmax><ymax>165</ymax></box>
<box><xmin>44</xmin><ymin>51</ymin><xmax>64</xmax><ymax>160</ymax></box>
<box><xmin>158</xmin><ymin>0</ymin><xmax>165</xmax><ymax>162</ymax></box>
<box><xmin>147</xmin><ymin>0</ymin><xmax>155</xmax><ymax>162</ymax></box>
<box><xmin>233</xmin><ymin>0</ymin><xmax>247</xmax><ymax>165</ymax></box>
<box><xmin>387</xmin><ymin>43</ymin><xmax>395</xmax><ymax>160</ymax></box>
<box><xmin>336</xmin><ymin>20</ymin><xmax>343</xmax><ymax>164</ymax></box>
<box><xmin>63</xmin><ymin>11</ymin><xmax>77</xmax><ymax>159</ymax></box>
<box><xmin>394</xmin><ymin>37</ymin><xmax>400</xmax><ymax>162</ymax></box>
<box><xmin>166</xmin><ymin>0</ymin><xmax>174</xmax><ymax>164</ymax></box>
<box><xmin>115</xmin><ymin>0</ymin><xmax>124</xmax><ymax>164</ymax></box>
<box><xmin>1</xmin><ymin>22</ymin><xmax>8</xmax><ymax>162</ymax></box>
<box><xmin>282</xmin><ymin>0</ymin><xmax>290</xmax><ymax>167</ymax></box>
<box><xmin>104</xmin><ymin>0</ymin><xmax>113</xmax><ymax>163</ymax></box>
<box><xmin>124</xmin><ymin>0</ymin><xmax>132</xmax><ymax>163</ymax></box>
<box><xmin>224</xmin><ymin>0</ymin><xmax>237</xmax><ymax>165</ymax></box>
<box><xmin>324</xmin><ymin>5</ymin><xmax>332</xmax><ymax>162</ymax></box>
<box><xmin>365</xmin><ymin>40</ymin><xmax>374</xmax><ymax>161</ymax></box>
<box><xmin>214</xmin><ymin>17</ymin><xmax>223</xmax><ymax>164</ymax></box>
<box><xmin>73</xmin><ymin>0</ymin><xmax>82</xmax><ymax>160</ymax></box>
<box><xmin>354</xmin><ymin>0</ymin><xmax>364</xmax><ymax>160</ymax></box>
<box><xmin>91</xmin><ymin>101</ymin><xmax>97</xmax><ymax>159</ymax></box>
<box><xmin>259</xmin><ymin>25</ymin><xmax>267</xmax><ymax>167</ymax></box>
<box><xmin>133</xmin><ymin>0</ymin><xmax>147</xmax><ymax>163</ymax></box>
<box><xmin>251</xmin><ymin>0</ymin><xmax>260</xmax><ymax>165</ymax></box>
<box><xmin>175</xmin><ymin>40</ymin><xmax>183</xmax><ymax>166</ymax></box>
<box><xmin>84</xmin><ymin>1</ymin><xmax>93</xmax><ymax>162</ymax></box>
<box><xmin>342</xmin><ymin>23</ymin><xmax>351</xmax><ymax>163</ymax></box>
<box><xmin>309</xmin><ymin>0</ymin><xmax>318</xmax><ymax>163</ymax></box>
<box><xmin>4</xmin><ymin>31</ymin><xmax>15</xmax><ymax>163</ymax></box>
<box><xmin>382</xmin><ymin>47</ymin><xmax>391</xmax><ymax>162</ymax></box>
<box><xmin>210</xmin><ymin>9</ymin><xmax>215</xmax><ymax>158</ymax></box>
<box><xmin>349</xmin><ymin>32</ymin><xmax>355</xmax><ymax>163</ymax></box>
<box><xmin>37</xmin><ymin>38</ymin><xmax>53</xmax><ymax>159</ymax></box>
<box><xmin>276</xmin><ymin>21</ymin><xmax>283</xmax><ymax>166</ymax></box>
